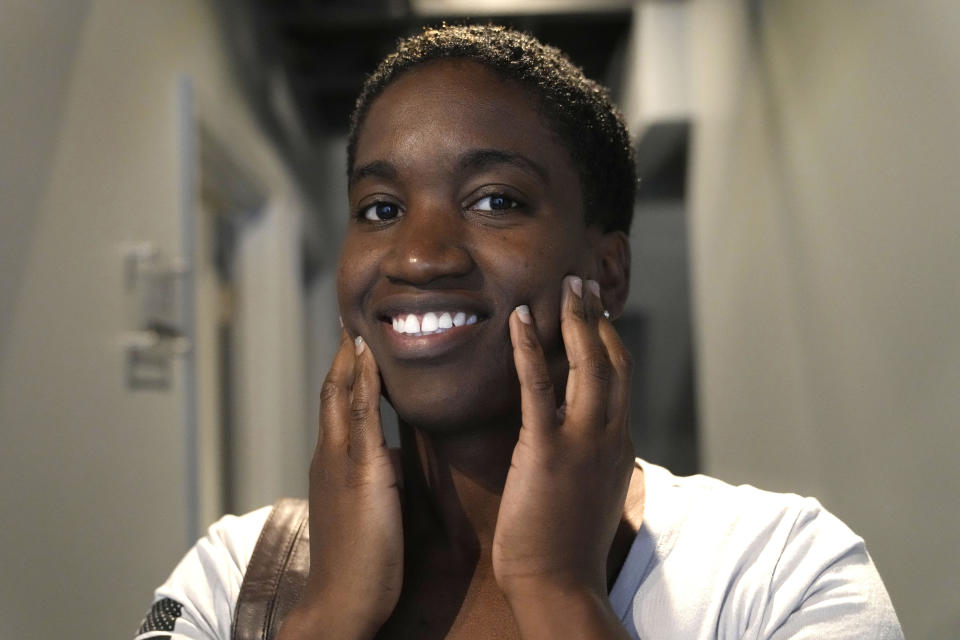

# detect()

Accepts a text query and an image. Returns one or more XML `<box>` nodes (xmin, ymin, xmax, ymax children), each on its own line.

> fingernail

<box><xmin>354</xmin><ymin>335</ymin><xmax>365</xmax><ymax>355</ymax></box>
<box><xmin>566</xmin><ymin>275</ymin><xmax>583</xmax><ymax>298</ymax></box>
<box><xmin>587</xmin><ymin>279</ymin><xmax>601</xmax><ymax>298</ymax></box>
<box><xmin>515</xmin><ymin>305</ymin><xmax>532</xmax><ymax>325</ymax></box>
<box><xmin>338</xmin><ymin>315</ymin><xmax>343</xmax><ymax>328</ymax></box>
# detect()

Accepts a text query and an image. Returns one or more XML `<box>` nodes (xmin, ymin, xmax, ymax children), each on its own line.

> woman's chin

<box><xmin>388</xmin><ymin>389</ymin><xmax>521</xmax><ymax>437</ymax></box>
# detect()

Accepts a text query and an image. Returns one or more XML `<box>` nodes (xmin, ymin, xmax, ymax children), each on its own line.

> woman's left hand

<box><xmin>493</xmin><ymin>275</ymin><xmax>635</xmax><ymax>635</ymax></box>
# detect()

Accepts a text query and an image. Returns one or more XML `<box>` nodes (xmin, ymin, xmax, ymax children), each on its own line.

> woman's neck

<box><xmin>398</xmin><ymin>419</ymin><xmax>519</xmax><ymax>565</ymax></box>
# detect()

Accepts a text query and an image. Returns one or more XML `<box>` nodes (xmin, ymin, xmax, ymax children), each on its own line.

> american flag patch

<box><xmin>135</xmin><ymin>597</ymin><xmax>183</xmax><ymax>638</ymax></box>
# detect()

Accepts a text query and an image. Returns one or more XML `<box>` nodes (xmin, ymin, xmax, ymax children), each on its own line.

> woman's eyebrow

<box><xmin>459</xmin><ymin>149</ymin><xmax>551</xmax><ymax>184</ymax></box>
<box><xmin>349</xmin><ymin>160</ymin><xmax>397</xmax><ymax>186</ymax></box>
<box><xmin>349</xmin><ymin>150</ymin><xmax>550</xmax><ymax>186</ymax></box>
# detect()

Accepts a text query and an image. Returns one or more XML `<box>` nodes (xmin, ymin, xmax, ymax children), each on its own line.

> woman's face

<box><xmin>338</xmin><ymin>59</ymin><xmax>599</xmax><ymax>432</ymax></box>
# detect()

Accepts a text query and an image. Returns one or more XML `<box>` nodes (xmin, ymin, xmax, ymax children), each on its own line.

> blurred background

<box><xmin>2</xmin><ymin>0</ymin><xmax>958</xmax><ymax>638</ymax></box>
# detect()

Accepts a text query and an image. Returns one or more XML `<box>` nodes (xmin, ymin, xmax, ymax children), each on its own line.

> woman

<box><xmin>137</xmin><ymin>25</ymin><xmax>902</xmax><ymax>639</ymax></box>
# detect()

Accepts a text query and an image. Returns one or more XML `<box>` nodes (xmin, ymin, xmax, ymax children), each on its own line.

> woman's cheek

<box><xmin>337</xmin><ymin>235</ymin><xmax>379</xmax><ymax>289</ymax></box>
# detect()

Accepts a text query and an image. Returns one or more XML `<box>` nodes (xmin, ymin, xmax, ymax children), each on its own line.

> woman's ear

<box><xmin>592</xmin><ymin>230</ymin><xmax>631</xmax><ymax>319</ymax></box>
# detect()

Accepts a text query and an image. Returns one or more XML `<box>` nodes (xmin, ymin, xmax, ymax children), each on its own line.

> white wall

<box><xmin>621</xmin><ymin>1</ymin><xmax>691</xmax><ymax>133</ymax></box>
<box><xmin>684</xmin><ymin>2</ymin><xmax>960</xmax><ymax>637</ymax></box>
<box><xmin>0</xmin><ymin>1</ymin><xmax>308</xmax><ymax>637</ymax></box>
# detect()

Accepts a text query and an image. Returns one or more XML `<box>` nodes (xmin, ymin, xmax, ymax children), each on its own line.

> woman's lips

<box><xmin>378</xmin><ymin>312</ymin><xmax>487</xmax><ymax>360</ymax></box>
<box><xmin>372</xmin><ymin>293</ymin><xmax>492</xmax><ymax>359</ymax></box>
<box><xmin>389</xmin><ymin>310</ymin><xmax>478</xmax><ymax>336</ymax></box>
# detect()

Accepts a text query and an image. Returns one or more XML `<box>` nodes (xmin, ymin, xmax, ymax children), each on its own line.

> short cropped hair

<box><xmin>347</xmin><ymin>24</ymin><xmax>636</xmax><ymax>234</ymax></box>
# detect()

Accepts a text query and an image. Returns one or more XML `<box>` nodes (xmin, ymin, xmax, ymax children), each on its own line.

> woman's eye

<box><xmin>361</xmin><ymin>202</ymin><xmax>402</xmax><ymax>221</ymax></box>
<box><xmin>471</xmin><ymin>194</ymin><xmax>520</xmax><ymax>212</ymax></box>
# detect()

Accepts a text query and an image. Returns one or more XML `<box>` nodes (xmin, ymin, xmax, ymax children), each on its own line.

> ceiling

<box><xmin>215</xmin><ymin>0</ymin><xmax>633</xmax><ymax>139</ymax></box>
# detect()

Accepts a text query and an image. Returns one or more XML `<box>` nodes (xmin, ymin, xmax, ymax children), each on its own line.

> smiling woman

<box><xmin>136</xmin><ymin>25</ymin><xmax>903</xmax><ymax>640</ymax></box>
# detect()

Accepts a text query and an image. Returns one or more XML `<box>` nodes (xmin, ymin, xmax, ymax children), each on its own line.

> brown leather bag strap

<box><xmin>232</xmin><ymin>498</ymin><xmax>310</xmax><ymax>640</ymax></box>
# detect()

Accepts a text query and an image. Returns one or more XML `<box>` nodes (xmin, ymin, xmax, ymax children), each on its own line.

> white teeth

<box><xmin>404</xmin><ymin>314</ymin><xmax>420</xmax><ymax>334</ymax></box>
<box><xmin>389</xmin><ymin>311</ymin><xmax>480</xmax><ymax>335</ymax></box>
<box><xmin>421</xmin><ymin>312</ymin><xmax>438</xmax><ymax>332</ymax></box>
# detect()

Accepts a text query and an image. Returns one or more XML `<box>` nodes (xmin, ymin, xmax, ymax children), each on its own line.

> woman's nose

<box><xmin>381</xmin><ymin>207</ymin><xmax>474</xmax><ymax>286</ymax></box>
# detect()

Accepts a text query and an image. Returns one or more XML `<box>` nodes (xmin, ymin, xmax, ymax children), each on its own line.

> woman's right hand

<box><xmin>277</xmin><ymin>330</ymin><xmax>403</xmax><ymax>640</ymax></box>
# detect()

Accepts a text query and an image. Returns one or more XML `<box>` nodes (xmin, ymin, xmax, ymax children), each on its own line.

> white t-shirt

<box><xmin>134</xmin><ymin>460</ymin><xmax>903</xmax><ymax>639</ymax></box>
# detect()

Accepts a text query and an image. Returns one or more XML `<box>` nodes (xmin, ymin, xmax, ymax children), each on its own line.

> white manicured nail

<box><xmin>587</xmin><ymin>279</ymin><xmax>600</xmax><ymax>298</ymax></box>
<box><xmin>516</xmin><ymin>305</ymin><xmax>532</xmax><ymax>325</ymax></box>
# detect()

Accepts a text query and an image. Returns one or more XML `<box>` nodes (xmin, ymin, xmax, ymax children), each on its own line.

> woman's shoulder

<box><xmin>206</xmin><ymin>504</ymin><xmax>279</xmax><ymax>559</ymax></box>
<box><xmin>634</xmin><ymin>457</ymin><xmax>871</xmax><ymax>594</ymax></box>
<box><xmin>134</xmin><ymin>504</ymin><xmax>277</xmax><ymax>640</ymax></box>
<box><xmin>611</xmin><ymin>459</ymin><xmax>903</xmax><ymax>639</ymax></box>
<box><xmin>639</xmin><ymin>458</ymin><xmax>836</xmax><ymax>540</ymax></box>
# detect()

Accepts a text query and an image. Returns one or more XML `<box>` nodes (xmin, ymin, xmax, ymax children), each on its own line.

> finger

<box><xmin>347</xmin><ymin>335</ymin><xmax>385</xmax><ymax>462</ymax></box>
<box><xmin>318</xmin><ymin>328</ymin><xmax>357</xmax><ymax>448</ymax></box>
<box><xmin>561</xmin><ymin>275</ymin><xmax>612</xmax><ymax>430</ymax></box>
<box><xmin>509</xmin><ymin>305</ymin><xmax>557</xmax><ymax>436</ymax></box>
<box><xmin>597</xmin><ymin>317</ymin><xmax>633</xmax><ymax>430</ymax></box>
